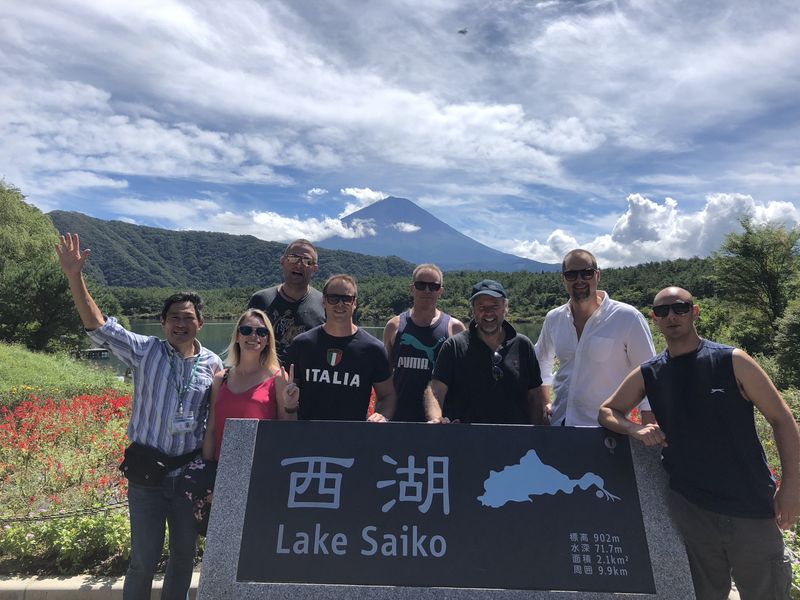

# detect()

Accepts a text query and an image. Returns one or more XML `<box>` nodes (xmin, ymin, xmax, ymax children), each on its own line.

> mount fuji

<box><xmin>318</xmin><ymin>197</ymin><xmax>558</xmax><ymax>272</ymax></box>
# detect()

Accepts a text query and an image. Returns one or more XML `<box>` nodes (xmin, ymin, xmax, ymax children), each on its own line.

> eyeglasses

<box><xmin>491</xmin><ymin>351</ymin><xmax>504</xmax><ymax>381</ymax></box>
<box><xmin>284</xmin><ymin>254</ymin><xmax>316</xmax><ymax>267</ymax></box>
<box><xmin>562</xmin><ymin>268</ymin><xmax>597</xmax><ymax>281</ymax></box>
<box><xmin>413</xmin><ymin>281</ymin><xmax>442</xmax><ymax>292</ymax></box>
<box><xmin>652</xmin><ymin>302</ymin><xmax>693</xmax><ymax>318</ymax></box>
<box><xmin>324</xmin><ymin>293</ymin><xmax>356</xmax><ymax>305</ymax></box>
<box><xmin>238</xmin><ymin>325</ymin><xmax>269</xmax><ymax>337</ymax></box>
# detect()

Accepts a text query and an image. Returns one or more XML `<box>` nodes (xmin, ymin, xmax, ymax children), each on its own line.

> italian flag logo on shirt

<box><xmin>326</xmin><ymin>349</ymin><xmax>343</xmax><ymax>366</ymax></box>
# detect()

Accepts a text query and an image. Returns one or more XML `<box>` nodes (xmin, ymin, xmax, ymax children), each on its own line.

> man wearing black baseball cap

<box><xmin>424</xmin><ymin>279</ymin><xmax>547</xmax><ymax>424</ymax></box>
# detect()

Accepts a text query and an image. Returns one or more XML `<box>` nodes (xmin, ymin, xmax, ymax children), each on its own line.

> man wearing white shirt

<box><xmin>535</xmin><ymin>249</ymin><xmax>655</xmax><ymax>426</ymax></box>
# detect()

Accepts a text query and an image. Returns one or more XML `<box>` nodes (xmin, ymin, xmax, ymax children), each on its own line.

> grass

<box><xmin>0</xmin><ymin>342</ymin><xmax>130</xmax><ymax>408</ymax></box>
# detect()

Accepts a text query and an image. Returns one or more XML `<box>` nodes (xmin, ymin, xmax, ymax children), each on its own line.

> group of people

<box><xmin>55</xmin><ymin>233</ymin><xmax>798</xmax><ymax>600</ymax></box>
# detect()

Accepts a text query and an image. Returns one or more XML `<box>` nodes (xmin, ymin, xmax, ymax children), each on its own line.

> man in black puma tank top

<box><xmin>384</xmin><ymin>264</ymin><xmax>465</xmax><ymax>421</ymax></box>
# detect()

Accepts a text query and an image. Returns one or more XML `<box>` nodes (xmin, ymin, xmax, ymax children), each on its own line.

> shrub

<box><xmin>0</xmin><ymin>391</ymin><xmax>132</xmax><ymax>574</ymax></box>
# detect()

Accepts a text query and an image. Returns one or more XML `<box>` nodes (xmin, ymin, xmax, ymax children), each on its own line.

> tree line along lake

<box><xmin>100</xmin><ymin>319</ymin><xmax>544</xmax><ymax>376</ymax></box>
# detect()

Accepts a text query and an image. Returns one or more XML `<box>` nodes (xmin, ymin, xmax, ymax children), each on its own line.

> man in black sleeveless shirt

<box><xmin>384</xmin><ymin>264</ymin><xmax>465</xmax><ymax>422</ymax></box>
<box><xmin>247</xmin><ymin>239</ymin><xmax>325</xmax><ymax>364</ymax></box>
<box><xmin>600</xmin><ymin>286</ymin><xmax>799</xmax><ymax>600</ymax></box>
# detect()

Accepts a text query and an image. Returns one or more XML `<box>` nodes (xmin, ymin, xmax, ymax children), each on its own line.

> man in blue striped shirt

<box><xmin>57</xmin><ymin>232</ymin><xmax>222</xmax><ymax>600</ymax></box>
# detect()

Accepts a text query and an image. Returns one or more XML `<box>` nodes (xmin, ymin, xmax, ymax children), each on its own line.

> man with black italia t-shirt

<box><xmin>383</xmin><ymin>263</ymin><xmax>465</xmax><ymax>422</ymax></box>
<box><xmin>286</xmin><ymin>274</ymin><xmax>396</xmax><ymax>422</ymax></box>
<box><xmin>424</xmin><ymin>279</ymin><xmax>547</xmax><ymax>425</ymax></box>
<box><xmin>247</xmin><ymin>239</ymin><xmax>325</xmax><ymax>364</ymax></box>
<box><xmin>600</xmin><ymin>286</ymin><xmax>799</xmax><ymax>600</ymax></box>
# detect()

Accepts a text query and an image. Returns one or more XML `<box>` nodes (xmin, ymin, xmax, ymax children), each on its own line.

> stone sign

<box><xmin>199</xmin><ymin>420</ymin><xmax>695</xmax><ymax>600</ymax></box>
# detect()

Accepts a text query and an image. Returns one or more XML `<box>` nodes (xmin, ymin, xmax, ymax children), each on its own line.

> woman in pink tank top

<box><xmin>202</xmin><ymin>309</ymin><xmax>299</xmax><ymax>461</ymax></box>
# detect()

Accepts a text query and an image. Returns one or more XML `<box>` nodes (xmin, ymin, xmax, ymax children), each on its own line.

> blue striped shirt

<box><xmin>87</xmin><ymin>317</ymin><xmax>223</xmax><ymax>458</ymax></box>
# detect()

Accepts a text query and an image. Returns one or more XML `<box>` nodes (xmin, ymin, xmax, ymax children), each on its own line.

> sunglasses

<box><xmin>284</xmin><ymin>253</ymin><xmax>316</xmax><ymax>267</ymax></box>
<box><xmin>491</xmin><ymin>351</ymin><xmax>504</xmax><ymax>381</ymax></box>
<box><xmin>324</xmin><ymin>293</ymin><xmax>356</xmax><ymax>305</ymax></box>
<box><xmin>413</xmin><ymin>281</ymin><xmax>442</xmax><ymax>292</ymax></box>
<box><xmin>238</xmin><ymin>325</ymin><xmax>269</xmax><ymax>337</ymax></box>
<box><xmin>562</xmin><ymin>268</ymin><xmax>597</xmax><ymax>281</ymax></box>
<box><xmin>652</xmin><ymin>302</ymin><xmax>693</xmax><ymax>317</ymax></box>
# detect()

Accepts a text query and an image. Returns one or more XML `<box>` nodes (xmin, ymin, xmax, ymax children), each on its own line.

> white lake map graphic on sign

<box><xmin>478</xmin><ymin>449</ymin><xmax>621</xmax><ymax>508</ymax></box>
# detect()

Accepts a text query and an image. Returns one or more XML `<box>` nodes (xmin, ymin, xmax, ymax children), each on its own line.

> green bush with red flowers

<box><xmin>0</xmin><ymin>389</ymin><xmax>133</xmax><ymax>574</ymax></box>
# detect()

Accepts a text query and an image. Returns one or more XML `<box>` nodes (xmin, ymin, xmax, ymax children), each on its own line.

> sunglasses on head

<box><xmin>562</xmin><ymin>268</ymin><xmax>597</xmax><ymax>281</ymax></box>
<box><xmin>413</xmin><ymin>281</ymin><xmax>442</xmax><ymax>292</ymax></box>
<box><xmin>284</xmin><ymin>253</ymin><xmax>316</xmax><ymax>267</ymax></box>
<box><xmin>652</xmin><ymin>302</ymin><xmax>693</xmax><ymax>317</ymax></box>
<box><xmin>238</xmin><ymin>325</ymin><xmax>269</xmax><ymax>337</ymax></box>
<box><xmin>325</xmin><ymin>293</ymin><xmax>356</xmax><ymax>305</ymax></box>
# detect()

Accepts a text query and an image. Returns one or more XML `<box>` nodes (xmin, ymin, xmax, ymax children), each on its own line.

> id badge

<box><xmin>171</xmin><ymin>411</ymin><xmax>195</xmax><ymax>435</ymax></box>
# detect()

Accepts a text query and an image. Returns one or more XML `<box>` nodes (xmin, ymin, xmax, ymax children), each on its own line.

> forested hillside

<box><xmin>104</xmin><ymin>257</ymin><xmax>716</xmax><ymax>323</ymax></box>
<box><xmin>48</xmin><ymin>211</ymin><xmax>414</xmax><ymax>288</ymax></box>
<box><xmin>48</xmin><ymin>210</ymin><xmax>716</xmax><ymax>315</ymax></box>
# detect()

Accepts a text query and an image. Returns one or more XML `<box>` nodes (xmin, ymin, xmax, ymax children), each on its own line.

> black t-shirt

<box><xmin>247</xmin><ymin>286</ymin><xmax>325</xmax><ymax>364</ymax></box>
<box><xmin>433</xmin><ymin>320</ymin><xmax>542</xmax><ymax>424</ymax></box>
<box><xmin>286</xmin><ymin>326</ymin><xmax>391</xmax><ymax>421</ymax></box>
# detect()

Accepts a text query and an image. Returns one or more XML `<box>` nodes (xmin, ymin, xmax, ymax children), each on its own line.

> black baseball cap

<box><xmin>469</xmin><ymin>279</ymin><xmax>507</xmax><ymax>302</ymax></box>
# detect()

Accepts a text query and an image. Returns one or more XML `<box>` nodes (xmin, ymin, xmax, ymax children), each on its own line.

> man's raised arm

<box><xmin>55</xmin><ymin>232</ymin><xmax>104</xmax><ymax>330</ymax></box>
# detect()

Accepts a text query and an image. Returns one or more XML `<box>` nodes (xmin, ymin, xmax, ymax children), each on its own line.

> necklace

<box><xmin>280</xmin><ymin>284</ymin><xmax>306</xmax><ymax>303</ymax></box>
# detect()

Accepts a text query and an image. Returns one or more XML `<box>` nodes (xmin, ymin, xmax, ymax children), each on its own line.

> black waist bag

<box><xmin>120</xmin><ymin>442</ymin><xmax>199</xmax><ymax>486</ymax></box>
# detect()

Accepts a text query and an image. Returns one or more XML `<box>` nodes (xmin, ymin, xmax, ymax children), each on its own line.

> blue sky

<box><xmin>2</xmin><ymin>0</ymin><xmax>799</xmax><ymax>266</ymax></box>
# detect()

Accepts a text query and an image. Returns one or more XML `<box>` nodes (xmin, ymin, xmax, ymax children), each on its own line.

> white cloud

<box><xmin>0</xmin><ymin>75</ymin><xmax>300</xmax><ymax>196</ymax></box>
<box><xmin>416</xmin><ymin>194</ymin><xmax>473</xmax><ymax>209</ymax></box>
<box><xmin>511</xmin><ymin>229</ymin><xmax>578</xmax><ymax>265</ymax></box>
<box><xmin>106</xmin><ymin>197</ymin><xmax>222</xmax><ymax>216</ymax></box>
<box><xmin>729</xmin><ymin>163</ymin><xmax>800</xmax><ymax>186</ymax></box>
<box><xmin>636</xmin><ymin>174</ymin><xmax>706</xmax><ymax>186</ymax></box>
<box><xmin>2</xmin><ymin>0</ymin><xmax>800</xmax><ymax>257</ymax></box>
<box><xmin>339</xmin><ymin>187</ymin><xmax>389</xmax><ymax>216</ymax></box>
<box><xmin>511</xmin><ymin>193</ymin><xmax>800</xmax><ymax>267</ymax></box>
<box><xmin>304</xmin><ymin>187</ymin><xmax>328</xmax><ymax>202</ymax></box>
<box><xmin>425</xmin><ymin>182</ymin><xmax>526</xmax><ymax>197</ymax></box>
<box><xmin>31</xmin><ymin>171</ymin><xmax>128</xmax><ymax>196</ymax></box>
<box><xmin>390</xmin><ymin>222</ymin><xmax>421</xmax><ymax>233</ymax></box>
<box><xmin>101</xmin><ymin>196</ymin><xmax>376</xmax><ymax>242</ymax></box>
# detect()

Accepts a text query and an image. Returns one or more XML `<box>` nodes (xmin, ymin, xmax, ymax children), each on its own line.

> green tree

<box><xmin>0</xmin><ymin>181</ymin><xmax>122</xmax><ymax>351</ymax></box>
<box><xmin>774</xmin><ymin>297</ymin><xmax>800</xmax><ymax>388</ymax></box>
<box><xmin>712</xmin><ymin>218</ymin><xmax>800</xmax><ymax>342</ymax></box>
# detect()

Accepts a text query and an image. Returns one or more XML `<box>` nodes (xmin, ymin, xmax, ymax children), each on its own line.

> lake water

<box><xmin>101</xmin><ymin>319</ymin><xmax>543</xmax><ymax>375</ymax></box>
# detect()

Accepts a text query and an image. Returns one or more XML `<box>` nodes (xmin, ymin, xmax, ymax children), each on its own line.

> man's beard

<box><xmin>570</xmin><ymin>287</ymin><xmax>591</xmax><ymax>302</ymax></box>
